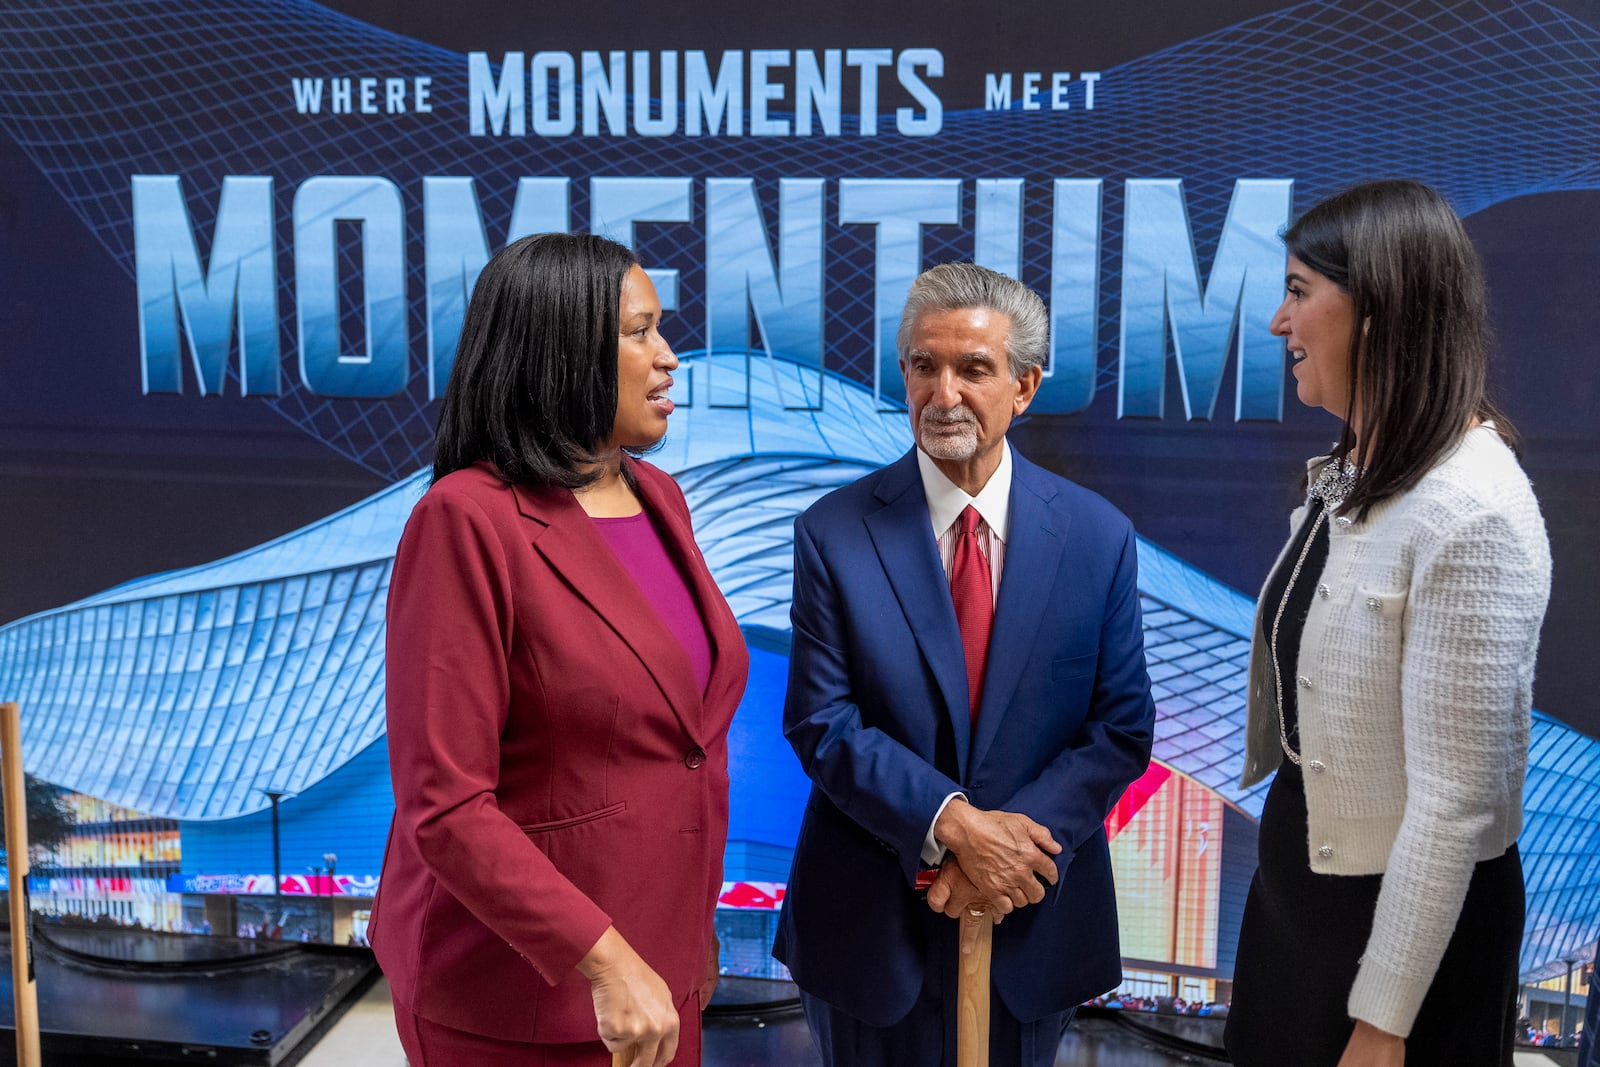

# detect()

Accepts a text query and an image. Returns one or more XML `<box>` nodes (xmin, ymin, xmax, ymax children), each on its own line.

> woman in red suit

<box><xmin>370</xmin><ymin>233</ymin><xmax>749</xmax><ymax>1067</ymax></box>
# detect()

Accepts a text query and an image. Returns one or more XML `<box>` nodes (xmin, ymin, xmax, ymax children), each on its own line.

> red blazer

<box><xmin>370</xmin><ymin>459</ymin><xmax>748</xmax><ymax>1043</ymax></box>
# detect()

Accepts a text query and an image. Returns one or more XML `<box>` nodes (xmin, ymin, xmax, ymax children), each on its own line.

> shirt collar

<box><xmin>916</xmin><ymin>442</ymin><xmax>1013</xmax><ymax>543</ymax></box>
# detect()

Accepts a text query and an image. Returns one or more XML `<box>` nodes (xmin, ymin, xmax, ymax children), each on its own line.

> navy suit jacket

<box><xmin>773</xmin><ymin>447</ymin><xmax>1155</xmax><ymax>1026</ymax></box>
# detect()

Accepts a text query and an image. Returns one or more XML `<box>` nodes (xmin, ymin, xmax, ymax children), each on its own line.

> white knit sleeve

<box><xmin>1347</xmin><ymin>504</ymin><xmax>1549</xmax><ymax>1035</ymax></box>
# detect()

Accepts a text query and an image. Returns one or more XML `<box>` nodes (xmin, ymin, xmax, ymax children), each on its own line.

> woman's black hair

<box><xmin>1285</xmin><ymin>179</ymin><xmax>1516</xmax><ymax>520</ymax></box>
<box><xmin>431</xmin><ymin>232</ymin><xmax>638</xmax><ymax>488</ymax></box>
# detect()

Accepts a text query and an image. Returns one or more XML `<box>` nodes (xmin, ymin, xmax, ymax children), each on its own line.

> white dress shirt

<box><xmin>915</xmin><ymin>442</ymin><xmax>1012</xmax><ymax>865</ymax></box>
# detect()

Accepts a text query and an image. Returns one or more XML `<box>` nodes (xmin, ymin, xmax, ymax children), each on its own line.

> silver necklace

<box><xmin>1268</xmin><ymin>460</ymin><xmax>1362</xmax><ymax>765</ymax></box>
<box><xmin>1267</xmin><ymin>507</ymin><xmax>1323</xmax><ymax>766</ymax></box>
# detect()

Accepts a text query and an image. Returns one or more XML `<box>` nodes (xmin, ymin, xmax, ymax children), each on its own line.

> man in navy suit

<box><xmin>774</xmin><ymin>262</ymin><xmax>1156</xmax><ymax>1066</ymax></box>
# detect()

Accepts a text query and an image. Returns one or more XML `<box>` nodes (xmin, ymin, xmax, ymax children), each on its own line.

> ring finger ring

<box><xmin>967</xmin><ymin>904</ymin><xmax>988</xmax><ymax>918</ymax></box>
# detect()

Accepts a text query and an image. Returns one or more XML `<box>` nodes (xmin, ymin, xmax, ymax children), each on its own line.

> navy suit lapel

<box><xmin>863</xmin><ymin>451</ymin><xmax>974</xmax><ymax>779</ymax></box>
<box><xmin>510</xmin><ymin>478</ymin><xmax>706</xmax><ymax>747</ymax></box>
<box><xmin>971</xmin><ymin>453</ymin><xmax>1068</xmax><ymax>771</ymax></box>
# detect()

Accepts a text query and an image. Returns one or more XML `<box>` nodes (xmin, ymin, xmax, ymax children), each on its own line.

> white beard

<box><xmin>917</xmin><ymin>404</ymin><xmax>979</xmax><ymax>461</ymax></box>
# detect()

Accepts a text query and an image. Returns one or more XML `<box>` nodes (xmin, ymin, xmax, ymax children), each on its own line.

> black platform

<box><xmin>703</xmin><ymin>982</ymin><xmax>1234</xmax><ymax>1065</ymax></box>
<box><xmin>0</xmin><ymin>925</ymin><xmax>376</xmax><ymax>1065</ymax></box>
<box><xmin>1</xmin><ymin>929</ymin><xmax>1576</xmax><ymax>1066</ymax></box>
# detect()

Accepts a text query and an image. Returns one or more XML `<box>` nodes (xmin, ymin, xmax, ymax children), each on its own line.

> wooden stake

<box><xmin>1</xmin><ymin>702</ymin><xmax>41</xmax><ymax>1067</ymax></box>
<box><xmin>956</xmin><ymin>905</ymin><xmax>994</xmax><ymax>1067</ymax></box>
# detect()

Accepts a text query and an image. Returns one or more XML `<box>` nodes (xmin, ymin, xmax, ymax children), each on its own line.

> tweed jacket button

<box><xmin>1365</xmin><ymin>596</ymin><xmax>1382</xmax><ymax>612</ymax></box>
<box><xmin>1308</xmin><ymin>760</ymin><xmax>1326</xmax><ymax>773</ymax></box>
<box><xmin>684</xmin><ymin>747</ymin><xmax>706</xmax><ymax>769</ymax></box>
<box><xmin>1296</xmin><ymin>675</ymin><xmax>1312</xmax><ymax>689</ymax></box>
<box><xmin>1316</xmin><ymin>583</ymin><xmax>1330</xmax><ymax>599</ymax></box>
<box><xmin>1336</xmin><ymin>515</ymin><xmax>1354</xmax><ymax>527</ymax></box>
<box><xmin>1318</xmin><ymin>844</ymin><xmax>1334</xmax><ymax>858</ymax></box>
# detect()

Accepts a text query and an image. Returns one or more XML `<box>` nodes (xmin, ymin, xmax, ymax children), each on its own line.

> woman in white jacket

<box><xmin>1224</xmin><ymin>180</ymin><xmax>1551</xmax><ymax>1067</ymax></box>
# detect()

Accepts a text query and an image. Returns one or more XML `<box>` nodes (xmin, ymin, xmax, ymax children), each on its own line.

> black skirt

<box><xmin>1223</xmin><ymin>759</ymin><xmax>1525</xmax><ymax>1066</ymax></box>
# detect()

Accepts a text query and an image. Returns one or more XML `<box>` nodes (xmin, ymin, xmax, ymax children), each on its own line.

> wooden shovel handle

<box><xmin>2</xmin><ymin>702</ymin><xmax>41</xmax><ymax>1067</ymax></box>
<box><xmin>956</xmin><ymin>904</ymin><xmax>995</xmax><ymax>1067</ymax></box>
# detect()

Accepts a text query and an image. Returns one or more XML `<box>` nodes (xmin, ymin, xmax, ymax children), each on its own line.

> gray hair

<box><xmin>895</xmin><ymin>262</ymin><xmax>1049</xmax><ymax>378</ymax></box>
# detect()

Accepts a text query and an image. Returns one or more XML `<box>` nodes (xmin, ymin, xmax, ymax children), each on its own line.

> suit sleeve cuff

<box><xmin>532</xmin><ymin>902</ymin><xmax>615</xmax><ymax>988</ymax></box>
<box><xmin>921</xmin><ymin>791</ymin><xmax>966</xmax><ymax>866</ymax></box>
<box><xmin>1347</xmin><ymin>955</ymin><xmax>1427</xmax><ymax>1038</ymax></box>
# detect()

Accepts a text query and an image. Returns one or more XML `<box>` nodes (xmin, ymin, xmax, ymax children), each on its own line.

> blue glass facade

<box><xmin>178</xmin><ymin>736</ymin><xmax>393</xmax><ymax>887</ymax></box>
<box><xmin>1520</xmin><ymin>713</ymin><xmax>1600</xmax><ymax>978</ymax></box>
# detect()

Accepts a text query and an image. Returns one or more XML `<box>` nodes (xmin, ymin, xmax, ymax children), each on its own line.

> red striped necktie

<box><xmin>951</xmin><ymin>505</ymin><xmax>994</xmax><ymax>725</ymax></box>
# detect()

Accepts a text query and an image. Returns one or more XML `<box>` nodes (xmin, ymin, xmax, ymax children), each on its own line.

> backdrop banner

<box><xmin>1</xmin><ymin>0</ymin><xmax>1596</xmax><ymax>995</ymax></box>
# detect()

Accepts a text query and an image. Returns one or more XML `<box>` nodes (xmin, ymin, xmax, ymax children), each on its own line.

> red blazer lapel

<box><xmin>510</xmin><ymin>477</ymin><xmax>707</xmax><ymax>747</ymax></box>
<box><xmin>630</xmin><ymin>462</ymin><xmax>747</xmax><ymax>735</ymax></box>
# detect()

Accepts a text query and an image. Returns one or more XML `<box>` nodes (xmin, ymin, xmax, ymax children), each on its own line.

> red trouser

<box><xmin>393</xmin><ymin>993</ymin><xmax>704</xmax><ymax>1067</ymax></box>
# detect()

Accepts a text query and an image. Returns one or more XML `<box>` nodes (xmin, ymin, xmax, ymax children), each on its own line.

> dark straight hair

<box><xmin>1284</xmin><ymin>179</ymin><xmax>1516</xmax><ymax>520</ymax></box>
<box><xmin>432</xmin><ymin>233</ymin><xmax>638</xmax><ymax>488</ymax></box>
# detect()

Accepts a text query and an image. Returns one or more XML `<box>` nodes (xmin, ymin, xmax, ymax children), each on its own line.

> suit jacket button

<box><xmin>684</xmin><ymin>747</ymin><xmax>706</xmax><ymax>769</ymax></box>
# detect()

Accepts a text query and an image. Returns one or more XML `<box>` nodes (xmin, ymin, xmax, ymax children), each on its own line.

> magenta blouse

<box><xmin>591</xmin><ymin>510</ymin><xmax>714</xmax><ymax>695</ymax></box>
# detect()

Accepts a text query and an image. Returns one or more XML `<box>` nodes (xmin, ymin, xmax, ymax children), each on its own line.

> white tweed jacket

<box><xmin>1240</xmin><ymin>424</ymin><xmax>1551</xmax><ymax>1038</ymax></box>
